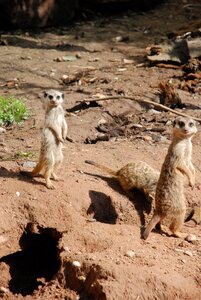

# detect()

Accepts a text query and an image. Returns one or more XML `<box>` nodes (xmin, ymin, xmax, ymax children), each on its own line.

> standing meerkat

<box><xmin>21</xmin><ymin>90</ymin><xmax>68</xmax><ymax>189</ymax></box>
<box><xmin>142</xmin><ymin>116</ymin><xmax>197</xmax><ymax>240</ymax></box>
<box><xmin>85</xmin><ymin>160</ymin><xmax>160</xmax><ymax>201</ymax></box>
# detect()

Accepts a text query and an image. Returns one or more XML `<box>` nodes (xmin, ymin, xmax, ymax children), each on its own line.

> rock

<box><xmin>0</xmin><ymin>286</ymin><xmax>9</xmax><ymax>294</ymax></box>
<box><xmin>0</xmin><ymin>235</ymin><xmax>8</xmax><ymax>244</ymax></box>
<box><xmin>0</xmin><ymin>127</ymin><xmax>6</xmax><ymax>133</ymax></box>
<box><xmin>113</xmin><ymin>36</ymin><xmax>129</xmax><ymax>42</ymax></box>
<box><xmin>184</xmin><ymin>250</ymin><xmax>193</xmax><ymax>257</ymax></box>
<box><xmin>72</xmin><ymin>261</ymin><xmax>81</xmax><ymax>268</ymax></box>
<box><xmin>185</xmin><ymin>234</ymin><xmax>197</xmax><ymax>242</ymax></box>
<box><xmin>123</xmin><ymin>58</ymin><xmax>134</xmax><ymax>64</ymax></box>
<box><xmin>148</xmin><ymin>109</ymin><xmax>161</xmax><ymax>114</ymax></box>
<box><xmin>166</xmin><ymin>120</ymin><xmax>172</xmax><ymax>126</ymax></box>
<box><xmin>143</xmin><ymin>135</ymin><xmax>152</xmax><ymax>142</ymax></box>
<box><xmin>16</xmin><ymin>191</ymin><xmax>20</xmax><ymax>197</ymax></box>
<box><xmin>125</xmin><ymin>250</ymin><xmax>135</xmax><ymax>258</ymax></box>
<box><xmin>22</xmin><ymin>161</ymin><xmax>37</xmax><ymax>168</ymax></box>
<box><xmin>97</xmin><ymin>118</ymin><xmax>107</xmax><ymax>126</ymax></box>
<box><xmin>174</xmin><ymin>248</ymin><xmax>184</xmax><ymax>253</ymax></box>
<box><xmin>63</xmin><ymin>246</ymin><xmax>70</xmax><ymax>253</ymax></box>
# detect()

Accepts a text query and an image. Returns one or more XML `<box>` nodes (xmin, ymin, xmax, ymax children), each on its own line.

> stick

<box><xmin>78</xmin><ymin>96</ymin><xmax>201</xmax><ymax>122</ymax></box>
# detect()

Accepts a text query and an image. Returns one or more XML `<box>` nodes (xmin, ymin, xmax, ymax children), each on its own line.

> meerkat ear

<box><xmin>62</xmin><ymin>93</ymin><xmax>64</xmax><ymax>99</ymax></box>
<box><xmin>173</xmin><ymin>119</ymin><xmax>176</xmax><ymax>127</ymax></box>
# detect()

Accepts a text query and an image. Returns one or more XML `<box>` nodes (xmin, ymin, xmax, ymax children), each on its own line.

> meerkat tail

<box><xmin>20</xmin><ymin>160</ymin><xmax>43</xmax><ymax>178</ymax></box>
<box><xmin>30</xmin><ymin>160</ymin><xmax>44</xmax><ymax>177</ymax></box>
<box><xmin>142</xmin><ymin>213</ymin><xmax>161</xmax><ymax>240</ymax></box>
<box><xmin>85</xmin><ymin>160</ymin><xmax>117</xmax><ymax>176</ymax></box>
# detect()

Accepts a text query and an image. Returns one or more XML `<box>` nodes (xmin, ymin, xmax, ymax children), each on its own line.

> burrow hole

<box><xmin>0</xmin><ymin>223</ymin><xmax>62</xmax><ymax>296</ymax></box>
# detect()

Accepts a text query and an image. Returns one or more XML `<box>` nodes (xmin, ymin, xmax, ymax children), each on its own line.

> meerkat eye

<box><xmin>178</xmin><ymin>121</ymin><xmax>185</xmax><ymax>128</ymax></box>
<box><xmin>189</xmin><ymin>122</ymin><xmax>194</xmax><ymax>127</ymax></box>
<box><xmin>49</xmin><ymin>95</ymin><xmax>53</xmax><ymax>100</ymax></box>
<box><xmin>56</xmin><ymin>95</ymin><xmax>60</xmax><ymax>100</ymax></box>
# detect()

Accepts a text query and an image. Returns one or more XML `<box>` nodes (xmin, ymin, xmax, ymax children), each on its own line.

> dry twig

<box><xmin>78</xmin><ymin>96</ymin><xmax>201</xmax><ymax>122</ymax></box>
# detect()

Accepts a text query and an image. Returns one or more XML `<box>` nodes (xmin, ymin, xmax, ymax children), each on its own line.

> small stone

<box><xmin>78</xmin><ymin>275</ymin><xmax>86</xmax><ymax>281</ymax></box>
<box><xmin>0</xmin><ymin>287</ymin><xmax>9</xmax><ymax>294</ymax></box>
<box><xmin>63</xmin><ymin>246</ymin><xmax>70</xmax><ymax>252</ymax></box>
<box><xmin>87</xmin><ymin>217</ymin><xmax>96</xmax><ymax>222</ymax></box>
<box><xmin>125</xmin><ymin>250</ymin><xmax>135</xmax><ymax>258</ymax></box>
<box><xmin>97</xmin><ymin>118</ymin><xmax>107</xmax><ymax>125</ymax></box>
<box><xmin>22</xmin><ymin>161</ymin><xmax>37</xmax><ymax>168</ymax></box>
<box><xmin>16</xmin><ymin>191</ymin><xmax>20</xmax><ymax>197</ymax></box>
<box><xmin>0</xmin><ymin>127</ymin><xmax>6</xmax><ymax>133</ymax></box>
<box><xmin>117</xmin><ymin>68</ymin><xmax>127</xmax><ymax>72</ymax></box>
<box><xmin>166</xmin><ymin>120</ymin><xmax>172</xmax><ymax>126</ymax></box>
<box><xmin>76</xmin><ymin>53</ymin><xmax>81</xmax><ymax>59</ymax></box>
<box><xmin>184</xmin><ymin>250</ymin><xmax>193</xmax><ymax>257</ymax></box>
<box><xmin>123</xmin><ymin>58</ymin><xmax>134</xmax><ymax>64</ymax></box>
<box><xmin>62</xmin><ymin>74</ymin><xmax>68</xmax><ymax>80</ymax></box>
<box><xmin>148</xmin><ymin>109</ymin><xmax>161</xmax><ymax>115</ymax></box>
<box><xmin>143</xmin><ymin>135</ymin><xmax>152</xmax><ymax>142</ymax></box>
<box><xmin>72</xmin><ymin>261</ymin><xmax>81</xmax><ymax>268</ymax></box>
<box><xmin>185</xmin><ymin>234</ymin><xmax>197</xmax><ymax>242</ymax></box>
<box><xmin>113</xmin><ymin>36</ymin><xmax>129</xmax><ymax>42</ymax></box>
<box><xmin>174</xmin><ymin>248</ymin><xmax>184</xmax><ymax>253</ymax></box>
<box><xmin>178</xmin><ymin>240</ymin><xmax>189</xmax><ymax>248</ymax></box>
<box><xmin>0</xmin><ymin>235</ymin><xmax>8</xmax><ymax>244</ymax></box>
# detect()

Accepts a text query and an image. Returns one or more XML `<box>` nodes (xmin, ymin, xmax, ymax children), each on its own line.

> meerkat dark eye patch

<box><xmin>56</xmin><ymin>95</ymin><xmax>60</xmax><ymax>100</ymax></box>
<box><xmin>48</xmin><ymin>95</ymin><xmax>53</xmax><ymax>100</ymax></box>
<box><xmin>178</xmin><ymin>121</ymin><xmax>185</xmax><ymax>128</ymax></box>
<box><xmin>189</xmin><ymin>122</ymin><xmax>194</xmax><ymax>127</ymax></box>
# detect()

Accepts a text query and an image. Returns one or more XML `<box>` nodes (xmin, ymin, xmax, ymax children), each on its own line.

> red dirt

<box><xmin>0</xmin><ymin>0</ymin><xmax>201</xmax><ymax>299</ymax></box>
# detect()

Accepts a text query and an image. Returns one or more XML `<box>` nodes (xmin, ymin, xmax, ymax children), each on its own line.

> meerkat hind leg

<box><xmin>51</xmin><ymin>150</ymin><xmax>63</xmax><ymax>181</ymax></box>
<box><xmin>169</xmin><ymin>212</ymin><xmax>186</xmax><ymax>238</ymax></box>
<box><xmin>51</xmin><ymin>172</ymin><xmax>60</xmax><ymax>181</ymax></box>
<box><xmin>44</xmin><ymin>168</ymin><xmax>55</xmax><ymax>189</ymax></box>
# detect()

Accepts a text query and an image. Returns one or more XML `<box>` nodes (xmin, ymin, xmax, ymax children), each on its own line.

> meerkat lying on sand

<box><xmin>21</xmin><ymin>90</ymin><xmax>67</xmax><ymax>189</ymax></box>
<box><xmin>85</xmin><ymin>160</ymin><xmax>160</xmax><ymax>201</ymax></box>
<box><xmin>142</xmin><ymin>116</ymin><xmax>197</xmax><ymax>239</ymax></box>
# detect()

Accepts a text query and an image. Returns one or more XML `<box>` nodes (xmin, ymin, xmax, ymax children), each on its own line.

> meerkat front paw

<box><xmin>57</xmin><ymin>137</ymin><xmax>64</xmax><ymax>143</ymax></box>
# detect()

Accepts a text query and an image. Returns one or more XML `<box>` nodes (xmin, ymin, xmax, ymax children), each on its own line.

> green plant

<box><xmin>0</xmin><ymin>95</ymin><xmax>29</xmax><ymax>126</ymax></box>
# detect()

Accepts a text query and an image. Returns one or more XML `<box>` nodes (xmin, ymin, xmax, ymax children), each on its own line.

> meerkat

<box><xmin>20</xmin><ymin>90</ymin><xmax>68</xmax><ymax>189</ymax></box>
<box><xmin>85</xmin><ymin>160</ymin><xmax>160</xmax><ymax>201</ymax></box>
<box><xmin>142</xmin><ymin>116</ymin><xmax>197</xmax><ymax>240</ymax></box>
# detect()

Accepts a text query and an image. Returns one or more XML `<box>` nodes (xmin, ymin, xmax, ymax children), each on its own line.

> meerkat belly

<box><xmin>155</xmin><ymin>175</ymin><xmax>186</xmax><ymax>215</ymax></box>
<box><xmin>42</xmin><ymin>128</ymin><xmax>60</xmax><ymax>154</ymax></box>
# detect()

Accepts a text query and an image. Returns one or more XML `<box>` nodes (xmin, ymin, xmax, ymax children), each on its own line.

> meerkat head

<box><xmin>44</xmin><ymin>90</ymin><xmax>64</xmax><ymax>108</ymax></box>
<box><xmin>172</xmin><ymin>116</ymin><xmax>197</xmax><ymax>138</ymax></box>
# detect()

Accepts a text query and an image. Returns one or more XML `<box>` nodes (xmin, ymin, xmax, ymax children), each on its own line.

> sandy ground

<box><xmin>0</xmin><ymin>0</ymin><xmax>201</xmax><ymax>299</ymax></box>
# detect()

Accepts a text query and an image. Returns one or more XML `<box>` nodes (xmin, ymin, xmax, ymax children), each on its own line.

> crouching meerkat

<box><xmin>85</xmin><ymin>160</ymin><xmax>160</xmax><ymax>201</ymax></box>
<box><xmin>142</xmin><ymin>116</ymin><xmax>197</xmax><ymax>239</ymax></box>
<box><xmin>21</xmin><ymin>90</ymin><xmax>68</xmax><ymax>189</ymax></box>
